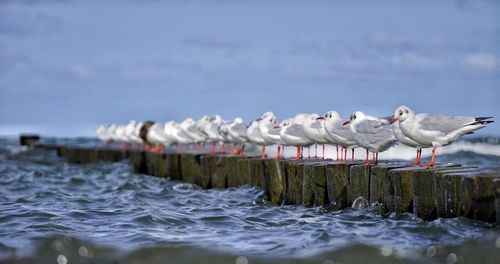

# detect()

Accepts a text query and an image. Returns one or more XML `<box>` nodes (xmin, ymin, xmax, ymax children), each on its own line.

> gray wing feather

<box><xmin>287</xmin><ymin>124</ymin><xmax>308</xmax><ymax>138</ymax></box>
<box><xmin>419</xmin><ymin>114</ymin><xmax>475</xmax><ymax>134</ymax></box>
<box><xmin>356</xmin><ymin>120</ymin><xmax>395</xmax><ymax>144</ymax></box>
<box><xmin>232</xmin><ymin>123</ymin><xmax>248</xmax><ymax>136</ymax></box>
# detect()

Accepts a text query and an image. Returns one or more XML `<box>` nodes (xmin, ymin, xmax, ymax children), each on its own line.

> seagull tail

<box><xmin>467</xmin><ymin>118</ymin><xmax>494</xmax><ymax>127</ymax></box>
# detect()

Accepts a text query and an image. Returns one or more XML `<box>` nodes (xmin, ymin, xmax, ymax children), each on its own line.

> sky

<box><xmin>1</xmin><ymin>0</ymin><xmax>499</xmax><ymax>136</ymax></box>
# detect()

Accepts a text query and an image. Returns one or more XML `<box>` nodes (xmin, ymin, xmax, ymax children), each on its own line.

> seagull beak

<box><xmin>390</xmin><ymin>117</ymin><xmax>398</xmax><ymax>124</ymax></box>
<box><xmin>256</xmin><ymin>118</ymin><xmax>262</xmax><ymax>121</ymax></box>
<box><xmin>273</xmin><ymin>125</ymin><xmax>281</xmax><ymax>129</ymax></box>
<box><xmin>342</xmin><ymin>120</ymin><xmax>351</xmax><ymax>126</ymax></box>
<box><xmin>316</xmin><ymin>116</ymin><xmax>325</xmax><ymax>120</ymax></box>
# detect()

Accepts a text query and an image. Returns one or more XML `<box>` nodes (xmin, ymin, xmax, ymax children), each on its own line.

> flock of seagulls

<box><xmin>96</xmin><ymin>106</ymin><xmax>493</xmax><ymax>167</ymax></box>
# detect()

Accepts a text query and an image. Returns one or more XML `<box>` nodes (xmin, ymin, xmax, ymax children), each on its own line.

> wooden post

<box><xmin>349</xmin><ymin>164</ymin><xmax>370</xmax><ymax>202</ymax></box>
<box><xmin>200</xmin><ymin>155</ymin><xmax>217</xmax><ymax>188</ymax></box>
<box><xmin>264</xmin><ymin>158</ymin><xmax>284</xmax><ymax>204</ymax></box>
<box><xmin>325</xmin><ymin>162</ymin><xmax>351</xmax><ymax>209</ymax></box>
<box><xmin>387</xmin><ymin>167</ymin><xmax>415</xmax><ymax>215</ymax></box>
<box><xmin>226</xmin><ymin>156</ymin><xmax>243</xmax><ymax>187</ymax></box>
<box><xmin>369</xmin><ymin>164</ymin><xmax>405</xmax><ymax>209</ymax></box>
<box><xmin>166</xmin><ymin>153</ymin><xmax>182</xmax><ymax>180</ymax></box>
<box><xmin>237</xmin><ymin>158</ymin><xmax>251</xmax><ymax>186</ymax></box>
<box><xmin>249</xmin><ymin>158</ymin><xmax>266</xmax><ymax>189</ymax></box>
<box><xmin>313</xmin><ymin>163</ymin><xmax>328</xmax><ymax>206</ymax></box>
<box><xmin>180</xmin><ymin>153</ymin><xmax>203</xmax><ymax>184</ymax></box>
<box><xmin>302</xmin><ymin>162</ymin><xmax>318</xmax><ymax>207</ymax></box>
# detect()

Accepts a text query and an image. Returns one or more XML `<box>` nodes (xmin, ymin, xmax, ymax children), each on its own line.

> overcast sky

<box><xmin>0</xmin><ymin>0</ymin><xmax>499</xmax><ymax>136</ymax></box>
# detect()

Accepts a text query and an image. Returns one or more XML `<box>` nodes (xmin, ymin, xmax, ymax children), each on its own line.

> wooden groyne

<box><xmin>32</xmin><ymin>143</ymin><xmax>500</xmax><ymax>224</ymax></box>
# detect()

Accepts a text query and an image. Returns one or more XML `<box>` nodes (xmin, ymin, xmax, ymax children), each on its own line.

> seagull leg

<box><xmin>351</xmin><ymin>148</ymin><xmax>355</xmax><ymax>160</ymax></box>
<box><xmin>261</xmin><ymin>145</ymin><xmax>266</xmax><ymax>160</ymax></box>
<box><xmin>336</xmin><ymin>145</ymin><xmax>339</xmax><ymax>161</ymax></box>
<box><xmin>343</xmin><ymin>146</ymin><xmax>347</xmax><ymax>161</ymax></box>
<box><xmin>363</xmin><ymin>149</ymin><xmax>372</xmax><ymax>165</ymax></box>
<box><xmin>295</xmin><ymin>146</ymin><xmax>300</xmax><ymax>160</ymax></box>
<box><xmin>407</xmin><ymin>148</ymin><xmax>422</xmax><ymax>166</ymax></box>
<box><xmin>322</xmin><ymin>144</ymin><xmax>325</xmax><ymax>160</ymax></box>
<box><xmin>277</xmin><ymin>145</ymin><xmax>281</xmax><ymax>160</ymax></box>
<box><xmin>315</xmin><ymin>143</ymin><xmax>318</xmax><ymax>158</ymax></box>
<box><xmin>424</xmin><ymin>147</ymin><xmax>436</xmax><ymax>167</ymax></box>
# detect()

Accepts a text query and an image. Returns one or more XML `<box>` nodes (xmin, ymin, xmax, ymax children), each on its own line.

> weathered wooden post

<box><xmin>200</xmin><ymin>154</ymin><xmax>217</xmax><ymax>188</ymax></box>
<box><xmin>212</xmin><ymin>156</ymin><xmax>228</xmax><ymax>189</ymax></box>
<box><xmin>494</xmin><ymin>177</ymin><xmax>500</xmax><ymax>224</ymax></box>
<box><xmin>226</xmin><ymin>156</ymin><xmax>243</xmax><ymax>187</ymax></box>
<box><xmin>302</xmin><ymin>162</ymin><xmax>317</xmax><ymax>207</ymax></box>
<box><xmin>262</xmin><ymin>159</ymin><xmax>284</xmax><ymax>204</ymax></box>
<box><xmin>369</xmin><ymin>164</ymin><xmax>405</xmax><ymax>208</ymax></box>
<box><xmin>349</xmin><ymin>164</ymin><xmax>370</xmax><ymax>202</ymax></box>
<box><xmin>248</xmin><ymin>158</ymin><xmax>266</xmax><ymax>189</ymax></box>
<box><xmin>166</xmin><ymin>153</ymin><xmax>182</xmax><ymax>180</ymax></box>
<box><xmin>468</xmin><ymin>171</ymin><xmax>498</xmax><ymax>222</ymax></box>
<box><xmin>325</xmin><ymin>162</ymin><xmax>351</xmax><ymax>209</ymax></box>
<box><xmin>237</xmin><ymin>158</ymin><xmax>252</xmax><ymax>186</ymax></box>
<box><xmin>145</xmin><ymin>152</ymin><xmax>157</xmax><ymax>176</ymax></box>
<box><xmin>155</xmin><ymin>153</ymin><xmax>167</xmax><ymax>177</ymax></box>
<box><xmin>386</xmin><ymin>167</ymin><xmax>415</xmax><ymax>215</ymax></box>
<box><xmin>180</xmin><ymin>153</ymin><xmax>203</xmax><ymax>184</ymax></box>
<box><xmin>313</xmin><ymin>163</ymin><xmax>328</xmax><ymax>206</ymax></box>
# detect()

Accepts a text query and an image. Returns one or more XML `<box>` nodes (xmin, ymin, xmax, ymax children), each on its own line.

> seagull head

<box><xmin>321</xmin><ymin>110</ymin><xmax>341</xmax><ymax>122</ymax></box>
<box><xmin>343</xmin><ymin>111</ymin><xmax>364</xmax><ymax>126</ymax></box>
<box><xmin>392</xmin><ymin>105</ymin><xmax>412</xmax><ymax>123</ymax></box>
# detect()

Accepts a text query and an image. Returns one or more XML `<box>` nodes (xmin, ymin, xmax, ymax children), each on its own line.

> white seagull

<box><xmin>258</xmin><ymin>113</ymin><xmax>285</xmax><ymax>159</ymax></box>
<box><xmin>302</xmin><ymin>113</ymin><xmax>330</xmax><ymax>159</ymax></box>
<box><xmin>318</xmin><ymin>110</ymin><xmax>358</xmax><ymax>161</ymax></box>
<box><xmin>391</xmin><ymin>105</ymin><xmax>493</xmax><ymax>167</ymax></box>
<box><xmin>344</xmin><ymin>111</ymin><xmax>398</xmax><ymax>164</ymax></box>
<box><xmin>278</xmin><ymin>118</ymin><xmax>313</xmax><ymax>160</ymax></box>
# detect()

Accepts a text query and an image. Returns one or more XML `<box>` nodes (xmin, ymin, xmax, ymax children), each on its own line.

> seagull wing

<box><xmin>418</xmin><ymin>114</ymin><xmax>475</xmax><ymax>135</ymax></box>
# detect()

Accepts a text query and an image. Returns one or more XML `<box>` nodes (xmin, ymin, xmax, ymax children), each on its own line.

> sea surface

<box><xmin>0</xmin><ymin>137</ymin><xmax>499</xmax><ymax>264</ymax></box>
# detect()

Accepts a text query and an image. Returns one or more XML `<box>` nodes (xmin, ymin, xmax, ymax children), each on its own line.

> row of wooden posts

<box><xmin>34</xmin><ymin>143</ymin><xmax>500</xmax><ymax>224</ymax></box>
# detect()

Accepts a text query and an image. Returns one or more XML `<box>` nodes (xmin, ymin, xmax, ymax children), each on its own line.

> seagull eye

<box><xmin>399</xmin><ymin>112</ymin><xmax>402</xmax><ymax>116</ymax></box>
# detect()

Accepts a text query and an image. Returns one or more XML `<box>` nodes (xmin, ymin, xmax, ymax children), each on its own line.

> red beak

<box><xmin>273</xmin><ymin>125</ymin><xmax>281</xmax><ymax>129</ymax></box>
<box><xmin>342</xmin><ymin>120</ymin><xmax>351</xmax><ymax>126</ymax></box>
<box><xmin>390</xmin><ymin>117</ymin><xmax>397</xmax><ymax>124</ymax></box>
<box><xmin>316</xmin><ymin>117</ymin><xmax>325</xmax><ymax>120</ymax></box>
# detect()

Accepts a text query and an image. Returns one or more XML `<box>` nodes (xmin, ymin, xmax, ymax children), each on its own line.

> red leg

<box><xmin>351</xmin><ymin>148</ymin><xmax>355</xmax><ymax>160</ymax></box>
<box><xmin>322</xmin><ymin>144</ymin><xmax>325</xmax><ymax>160</ymax></box>
<box><xmin>364</xmin><ymin>149</ymin><xmax>370</xmax><ymax>165</ymax></box>
<box><xmin>261</xmin><ymin>145</ymin><xmax>265</xmax><ymax>159</ymax></box>
<box><xmin>336</xmin><ymin>145</ymin><xmax>339</xmax><ymax>161</ymax></box>
<box><xmin>424</xmin><ymin>147</ymin><xmax>436</xmax><ymax>167</ymax></box>
<box><xmin>277</xmin><ymin>145</ymin><xmax>281</xmax><ymax>160</ymax></box>
<box><xmin>407</xmin><ymin>148</ymin><xmax>422</xmax><ymax>166</ymax></box>
<box><xmin>343</xmin><ymin>147</ymin><xmax>347</xmax><ymax>161</ymax></box>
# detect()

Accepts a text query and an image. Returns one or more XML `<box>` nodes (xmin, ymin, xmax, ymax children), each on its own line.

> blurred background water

<box><xmin>1</xmin><ymin>137</ymin><xmax>499</xmax><ymax>263</ymax></box>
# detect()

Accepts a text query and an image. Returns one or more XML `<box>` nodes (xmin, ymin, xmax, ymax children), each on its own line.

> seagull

<box><xmin>318</xmin><ymin>110</ymin><xmax>358</xmax><ymax>160</ymax></box>
<box><xmin>258</xmin><ymin>113</ymin><xmax>285</xmax><ymax>159</ymax></box>
<box><xmin>302</xmin><ymin>113</ymin><xmax>330</xmax><ymax>159</ymax></box>
<box><xmin>146</xmin><ymin>122</ymin><xmax>169</xmax><ymax>152</ymax></box>
<box><xmin>343</xmin><ymin>111</ymin><xmax>397</xmax><ymax>164</ymax></box>
<box><xmin>96</xmin><ymin>125</ymin><xmax>112</xmax><ymax>145</ymax></box>
<box><xmin>112</xmin><ymin>125</ymin><xmax>129</xmax><ymax>149</ymax></box>
<box><xmin>392</xmin><ymin>120</ymin><xmax>429</xmax><ymax>166</ymax></box>
<box><xmin>180</xmin><ymin>118</ymin><xmax>207</xmax><ymax>151</ymax></box>
<box><xmin>391</xmin><ymin>105</ymin><xmax>493</xmax><ymax>167</ymax></box>
<box><xmin>278</xmin><ymin>118</ymin><xmax>313</xmax><ymax>160</ymax></box>
<box><xmin>170</xmin><ymin>121</ymin><xmax>194</xmax><ymax>152</ymax></box>
<box><xmin>227</xmin><ymin>117</ymin><xmax>249</xmax><ymax>155</ymax></box>
<box><xmin>198</xmin><ymin>115</ymin><xmax>224</xmax><ymax>153</ymax></box>
<box><xmin>247</xmin><ymin>119</ymin><xmax>268</xmax><ymax>159</ymax></box>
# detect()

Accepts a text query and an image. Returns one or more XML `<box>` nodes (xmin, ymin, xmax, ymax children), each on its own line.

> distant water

<box><xmin>0</xmin><ymin>137</ymin><xmax>499</xmax><ymax>264</ymax></box>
